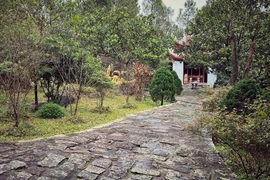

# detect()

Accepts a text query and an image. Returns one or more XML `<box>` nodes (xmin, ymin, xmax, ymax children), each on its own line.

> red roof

<box><xmin>168</xmin><ymin>51</ymin><xmax>184</xmax><ymax>61</ymax></box>
<box><xmin>169</xmin><ymin>36</ymin><xmax>192</xmax><ymax>61</ymax></box>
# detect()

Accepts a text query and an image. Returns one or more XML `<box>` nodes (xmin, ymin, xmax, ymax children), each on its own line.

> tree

<box><xmin>39</xmin><ymin>61</ymin><xmax>64</xmax><ymax>103</ymax></box>
<box><xmin>176</xmin><ymin>0</ymin><xmax>198</xmax><ymax>29</ymax></box>
<box><xmin>119</xmin><ymin>64</ymin><xmax>135</xmax><ymax>105</ymax></box>
<box><xmin>98</xmin><ymin>8</ymin><xmax>174</xmax><ymax>69</ymax></box>
<box><xmin>133</xmin><ymin>62</ymin><xmax>152</xmax><ymax>101</ymax></box>
<box><xmin>43</xmin><ymin>4</ymin><xmax>102</xmax><ymax>115</ymax></box>
<box><xmin>142</xmin><ymin>0</ymin><xmax>182</xmax><ymax>37</ymax></box>
<box><xmin>0</xmin><ymin>1</ymin><xmax>34</xmax><ymax>127</ymax></box>
<box><xmin>0</xmin><ymin>63</ymin><xmax>31</xmax><ymax>127</ymax></box>
<box><xmin>111</xmin><ymin>0</ymin><xmax>139</xmax><ymax>17</ymax></box>
<box><xmin>91</xmin><ymin>72</ymin><xmax>113</xmax><ymax>112</ymax></box>
<box><xmin>141</xmin><ymin>0</ymin><xmax>184</xmax><ymax>68</ymax></box>
<box><xmin>149</xmin><ymin>67</ymin><xmax>175</xmax><ymax>105</ymax></box>
<box><xmin>185</xmin><ymin>0</ymin><xmax>270</xmax><ymax>85</ymax></box>
<box><xmin>57</xmin><ymin>51</ymin><xmax>101</xmax><ymax>116</ymax></box>
<box><xmin>77</xmin><ymin>0</ymin><xmax>177</xmax><ymax>70</ymax></box>
<box><xmin>20</xmin><ymin>0</ymin><xmax>66</xmax><ymax>109</ymax></box>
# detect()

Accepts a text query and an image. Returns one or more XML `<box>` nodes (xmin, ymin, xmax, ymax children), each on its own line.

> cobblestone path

<box><xmin>0</xmin><ymin>89</ymin><xmax>237</xmax><ymax>180</ymax></box>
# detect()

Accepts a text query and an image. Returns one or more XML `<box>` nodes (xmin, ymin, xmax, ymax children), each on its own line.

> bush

<box><xmin>149</xmin><ymin>68</ymin><xmax>175</xmax><ymax>105</ymax></box>
<box><xmin>220</xmin><ymin>79</ymin><xmax>261</xmax><ymax>112</ymax></box>
<box><xmin>260</xmin><ymin>88</ymin><xmax>270</xmax><ymax>102</ymax></box>
<box><xmin>37</xmin><ymin>103</ymin><xmax>67</xmax><ymax>119</ymax></box>
<box><xmin>214</xmin><ymin>72</ymin><xmax>230</xmax><ymax>88</ymax></box>
<box><xmin>191</xmin><ymin>102</ymin><xmax>270</xmax><ymax>179</ymax></box>
<box><xmin>211</xmin><ymin>102</ymin><xmax>270</xmax><ymax>179</ymax></box>
<box><xmin>202</xmin><ymin>88</ymin><xmax>229</xmax><ymax>112</ymax></box>
<box><xmin>192</xmin><ymin>79</ymin><xmax>269</xmax><ymax>179</ymax></box>
<box><xmin>171</xmin><ymin>70</ymin><xmax>183</xmax><ymax>95</ymax></box>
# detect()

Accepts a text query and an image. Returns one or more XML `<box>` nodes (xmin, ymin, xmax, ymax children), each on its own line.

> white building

<box><xmin>168</xmin><ymin>36</ymin><xmax>217</xmax><ymax>88</ymax></box>
<box><xmin>172</xmin><ymin>61</ymin><xmax>217</xmax><ymax>88</ymax></box>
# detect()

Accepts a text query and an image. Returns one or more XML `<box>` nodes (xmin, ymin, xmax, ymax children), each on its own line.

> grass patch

<box><xmin>121</xmin><ymin>103</ymin><xmax>137</xmax><ymax>109</ymax></box>
<box><xmin>0</xmin><ymin>93</ymin><xmax>156</xmax><ymax>142</ymax></box>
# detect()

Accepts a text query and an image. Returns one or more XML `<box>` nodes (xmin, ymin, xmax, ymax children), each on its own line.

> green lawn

<box><xmin>0</xmin><ymin>93</ymin><xmax>157</xmax><ymax>142</ymax></box>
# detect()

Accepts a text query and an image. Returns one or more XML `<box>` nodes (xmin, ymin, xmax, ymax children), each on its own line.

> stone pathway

<box><xmin>0</xmin><ymin>89</ymin><xmax>237</xmax><ymax>180</ymax></box>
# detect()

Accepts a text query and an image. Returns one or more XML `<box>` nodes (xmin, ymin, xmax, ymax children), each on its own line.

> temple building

<box><xmin>168</xmin><ymin>36</ymin><xmax>217</xmax><ymax>88</ymax></box>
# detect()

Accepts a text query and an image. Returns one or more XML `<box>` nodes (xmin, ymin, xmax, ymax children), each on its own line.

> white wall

<box><xmin>207</xmin><ymin>69</ymin><xmax>217</xmax><ymax>88</ymax></box>
<box><xmin>173</xmin><ymin>63</ymin><xmax>217</xmax><ymax>87</ymax></box>
<box><xmin>172</xmin><ymin>61</ymin><xmax>184</xmax><ymax>85</ymax></box>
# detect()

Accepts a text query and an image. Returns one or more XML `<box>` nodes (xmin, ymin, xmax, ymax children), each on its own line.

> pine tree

<box><xmin>149</xmin><ymin>67</ymin><xmax>175</xmax><ymax>105</ymax></box>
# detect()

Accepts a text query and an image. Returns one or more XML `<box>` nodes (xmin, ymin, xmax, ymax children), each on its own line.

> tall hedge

<box><xmin>149</xmin><ymin>67</ymin><xmax>175</xmax><ymax>105</ymax></box>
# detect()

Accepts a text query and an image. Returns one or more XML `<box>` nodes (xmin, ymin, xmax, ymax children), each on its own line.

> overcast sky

<box><xmin>138</xmin><ymin>0</ymin><xmax>207</xmax><ymax>20</ymax></box>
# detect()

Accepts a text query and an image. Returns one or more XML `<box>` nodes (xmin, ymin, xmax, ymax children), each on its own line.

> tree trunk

<box><xmin>126</xmin><ymin>94</ymin><xmax>130</xmax><ymax>104</ymax></box>
<box><xmin>101</xmin><ymin>95</ymin><xmax>104</xmax><ymax>109</ymax></box>
<box><xmin>171</xmin><ymin>94</ymin><xmax>175</xmax><ymax>102</ymax></box>
<box><xmin>34</xmin><ymin>80</ymin><xmax>38</xmax><ymax>110</ymax></box>
<box><xmin>74</xmin><ymin>94</ymin><xmax>80</xmax><ymax>116</ymax></box>
<box><xmin>230</xmin><ymin>21</ymin><xmax>238</xmax><ymax>85</ymax></box>
<box><xmin>74</xmin><ymin>84</ymin><xmax>82</xmax><ymax>116</ymax></box>
<box><xmin>14</xmin><ymin>111</ymin><xmax>19</xmax><ymax>128</ymax></box>
<box><xmin>10</xmin><ymin>92</ymin><xmax>20</xmax><ymax>127</ymax></box>
<box><xmin>161</xmin><ymin>95</ymin><xmax>164</xmax><ymax>105</ymax></box>
<box><xmin>243</xmin><ymin>41</ymin><xmax>256</xmax><ymax>79</ymax></box>
<box><xmin>100</xmin><ymin>90</ymin><xmax>105</xmax><ymax>109</ymax></box>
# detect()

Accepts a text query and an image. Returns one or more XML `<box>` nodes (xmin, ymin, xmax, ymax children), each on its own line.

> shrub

<box><xmin>191</xmin><ymin>101</ymin><xmax>270</xmax><ymax>179</ymax></box>
<box><xmin>211</xmin><ymin>102</ymin><xmax>270</xmax><ymax>179</ymax></box>
<box><xmin>171</xmin><ymin>70</ymin><xmax>183</xmax><ymax>95</ymax></box>
<box><xmin>149</xmin><ymin>68</ymin><xmax>175</xmax><ymax>105</ymax></box>
<box><xmin>214</xmin><ymin>72</ymin><xmax>230</xmax><ymax>88</ymax></box>
<box><xmin>220</xmin><ymin>79</ymin><xmax>261</xmax><ymax>112</ymax></box>
<box><xmin>202</xmin><ymin>88</ymin><xmax>229</xmax><ymax>112</ymax></box>
<box><xmin>260</xmin><ymin>88</ymin><xmax>270</xmax><ymax>102</ymax></box>
<box><xmin>37</xmin><ymin>103</ymin><xmax>67</xmax><ymax>119</ymax></box>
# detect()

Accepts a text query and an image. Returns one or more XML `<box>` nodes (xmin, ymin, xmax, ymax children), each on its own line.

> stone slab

<box><xmin>6</xmin><ymin>160</ymin><xmax>27</xmax><ymax>170</ymax></box>
<box><xmin>84</xmin><ymin>165</ymin><xmax>106</xmax><ymax>174</ymax></box>
<box><xmin>92</xmin><ymin>158</ymin><xmax>112</xmax><ymax>169</ymax></box>
<box><xmin>130</xmin><ymin>167</ymin><xmax>160</xmax><ymax>177</ymax></box>
<box><xmin>38</xmin><ymin>153</ymin><xmax>66</xmax><ymax>168</ymax></box>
